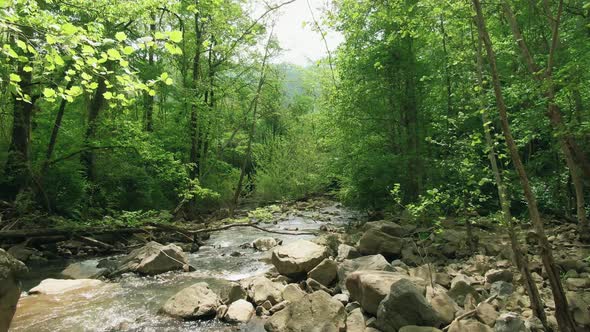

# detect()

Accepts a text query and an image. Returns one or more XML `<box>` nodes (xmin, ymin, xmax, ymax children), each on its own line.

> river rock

<box><xmin>490</xmin><ymin>281</ymin><xmax>513</xmax><ymax>299</ymax></box>
<box><xmin>29</xmin><ymin>278</ymin><xmax>103</xmax><ymax>295</ymax></box>
<box><xmin>347</xmin><ymin>270</ymin><xmax>426</xmax><ymax>315</ymax></box>
<box><xmin>0</xmin><ymin>249</ymin><xmax>27</xmax><ymax>332</ymax></box>
<box><xmin>566</xmin><ymin>291</ymin><xmax>590</xmax><ymax>325</ymax></box>
<box><xmin>281</xmin><ymin>283</ymin><xmax>306</xmax><ymax>302</ymax></box>
<box><xmin>114</xmin><ymin>241</ymin><xmax>188</xmax><ymax>275</ymax></box>
<box><xmin>337</xmin><ymin>244</ymin><xmax>360</xmax><ymax>261</ymax></box>
<box><xmin>476</xmin><ymin>302</ymin><xmax>498</xmax><ymax>326</ymax></box>
<box><xmin>203</xmin><ymin>278</ymin><xmax>247</xmax><ymax>304</ymax></box>
<box><xmin>376</xmin><ymin>279</ymin><xmax>442</xmax><ymax>332</ymax></box>
<box><xmin>346</xmin><ymin>308</ymin><xmax>366</xmax><ymax>332</ymax></box>
<box><xmin>426</xmin><ymin>285</ymin><xmax>459</xmax><ymax>324</ymax></box>
<box><xmin>241</xmin><ymin>275</ymin><xmax>283</xmax><ymax>305</ymax></box>
<box><xmin>253</xmin><ymin>237</ymin><xmax>280</xmax><ymax>251</ymax></box>
<box><xmin>7</xmin><ymin>244</ymin><xmax>38</xmax><ymax>262</ymax></box>
<box><xmin>448</xmin><ymin>319</ymin><xmax>493</xmax><ymax>332</ymax></box>
<box><xmin>271</xmin><ymin>240</ymin><xmax>329</xmax><ymax>276</ymax></box>
<box><xmin>363</xmin><ymin>220</ymin><xmax>408</xmax><ymax>237</ymax></box>
<box><xmin>338</xmin><ymin>254</ymin><xmax>394</xmax><ymax>291</ymax></box>
<box><xmin>447</xmin><ymin>280</ymin><xmax>480</xmax><ymax>304</ymax></box>
<box><xmin>159</xmin><ymin>282</ymin><xmax>221</xmax><ymax>320</ymax></box>
<box><xmin>484</xmin><ymin>269</ymin><xmax>513</xmax><ymax>284</ymax></box>
<box><xmin>494</xmin><ymin>312</ymin><xmax>528</xmax><ymax>332</ymax></box>
<box><xmin>357</xmin><ymin>228</ymin><xmax>404</xmax><ymax>259</ymax></box>
<box><xmin>333</xmin><ymin>293</ymin><xmax>349</xmax><ymax>305</ymax></box>
<box><xmin>308</xmin><ymin>258</ymin><xmax>338</xmax><ymax>286</ymax></box>
<box><xmin>223</xmin><ymin>299</ymin><xmax>254</xmax><ymax>323</ymax></box>
<box><xmin>61</xmin><ymin>261</ymin><xmax>106</xmax><ymax>279</ymax></box>
<box><xmin>399</xmin><ymin>327</ymin><xmax>443</xmax><ymax>332</ymax></box>
<box><xmin>264</xmin><ymin>290</ymin><xmax>346</xmax><ymax>332</ymax></box>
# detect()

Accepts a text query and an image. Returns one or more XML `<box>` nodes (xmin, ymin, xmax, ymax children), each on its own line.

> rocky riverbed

<box><xmin>4</xmin><ymin>199</ymin><xmax>590</xmax><ymax>332</ymax></box>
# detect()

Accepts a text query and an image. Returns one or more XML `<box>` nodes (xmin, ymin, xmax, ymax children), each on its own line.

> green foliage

<box><xmin>247</xmin><ymin>205</ymin><xmax>280</xmax><ymax>223</ymax></box>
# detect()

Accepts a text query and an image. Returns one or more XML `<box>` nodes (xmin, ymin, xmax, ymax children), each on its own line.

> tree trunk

<box><xmin>81</xmin><ymin>74</ymin><xmax>107</xmax><ymax>182</ymax></box>
<box><xmin>145</xmin><ymin>17</ymin><xmax>156</xmax><ymax>132</ymax></box>
<box><xmin>42</xmin><ymin>79</ymin><xmax>74</xmax><ymax>176</ymax></box>
<box><xmin>472</xmin><ymin>1</ymin><xmax>576</xmax><ymax>330</ymax></box>
<box><xmin>189</xmin><ymin>3</ymin><xmax>203</xmax><ymax>180</ymax></box>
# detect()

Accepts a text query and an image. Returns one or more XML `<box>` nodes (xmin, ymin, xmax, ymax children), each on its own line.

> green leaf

<box><xmin>15</xmin><ymin>40</ymin><xmax>27</xmax><ymax>51</ymax></box>
<box><xmin>115</xmin><ymin>32</ymin><xmax>127</xmax><ymax>42</ymax></box>
<box><xmin>46</xmin><ymin>35</ymin><xmax>57</xmax><ymax>44</ymax></box>
<box><xmin>61</xmin><ymin>23</ymin><xmax>77</xmax><ymax>35</ymax></box>
<box><xmin>155</xmin><ymin>32</ymin><xmax>165</xmax><ymax>40</ymax></box>
<box><xmin>160</xmin><ymin>72</ymin><xmax>169</xmax><ymax>80</ymax></box>
<box><xmin>107</xmin><ymin>48</ymin><xmax>121</xmax><ymax>60</ymax></box>
<box><xmin>9</xmin><ymin>73</ymin><xmax>21</xmax><ymax>82</ymax></box>
<box><xmin>169</xmin><ymin>31</ymin><xmax>183</xmax><ymax>43</ymax></box>
<box><xmin>165</xmin><ymin>78</ymin><xmax>173</xmax><ymax>85</ymax></box>
<box><xmin>122</xmin><ymin>46</ymin><xmax>134</xmax><ymax>55</ymax></box>
<box><xmin>81</xmin><ymin>72</ymin><xmax>92</xmax><ymax>81</ymax></box>
<box><xmin>43</xmin><ymin>88</ymin><xmax>56</xmax><ymax>98</ymax></box>
<box><xmin>23</xmin><ymin>66</ymin><xmax>33</xmax><ymax>72</ymax></box>
<box><xmin>53</xmin><ymin>53</ymin><xmax>65</xmax><ymax>66</ymax></box>
<box><xmin>103</xmin><ymin>91</ymin><xmax>113</xmax><ymax>100</ymax></box>
<box><xmin>82</xmin><ymin>45</ymin><xmax>94</xmax><ymax>54</ymax></box>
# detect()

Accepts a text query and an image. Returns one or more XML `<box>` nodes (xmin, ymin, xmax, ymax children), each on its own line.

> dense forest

<box><xmin>1</xmin><ymin>0</ymin><xmax>590</xmax><ymax>331</ymax></box>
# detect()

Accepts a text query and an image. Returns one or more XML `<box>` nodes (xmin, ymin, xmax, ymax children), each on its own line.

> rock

<box><xmin>565</xmin><ymin>277</ymin><xmax>590</xmax><ymax>290</ymax></box>
<box><xmin>494</xmin><ymin>312</ymin><xmax>528</xmax><ymax>332</ymax></box>
<box><xmin>399</xmin><ymin>327</ymin><xmax>442</xmax><ymax>332</ymax></box>
<box><xmin>476</xmin><ymin>302</ymin><xmax>498</xmax><ymax>326</ymax></box>
<box><xmin>525</xmin><ymin>316</ymin><xmax>544</xmax><ymax>331</ymax></box>
<box><xmin>484</xmin><ymin>269</ymin><xmax>513</xmax><ymax>284</ymax></box>
<box><xmin>264</xmin><ymin>291</ymin><xmax>346</xmax><ymax>332</ymax></box>
<box><xmin>346</xmin><ymin>308</ymin><xmax>366</xmax><ymax>332</ymax></box>
<box><xmin>204</xmin><ymin>278</ymin><xmax>247</xmax><ymax>304</ymax></box>
<box><xmin>271</xmin><ymin>240</ymin><xmax>329</xmax><ymax>276</ymax></box>
<box><xmin>7</xmin><ymin>244</ymin><xmax>37</xmax><ymax>262</ymax></box>
<box><xmin>114</xmin><ymin>241</ymin><xmax>188</xmax><ymax>275</ymax></box>
<box><xmin>241</xmin><ymin>276</ymin><xmax>283</xmax><ymax>305</ymax></box>
<box><xmin>426</xmin><ymin>285</ymin><xmax>460</xmax><ymax>324</ymax></box>
<box><xmin>337</xmin><ymin>255</ymin><xmax>394</xmax><ymax>291</ymax></box>
<box><xmin>363</xmin><ymin>220</ymin><xmax>408</xmax><ymax>237</ymax></box>
<box><xmin>450</xmin><ymin>274</ymin><xmax>475</xmax><ymax>288</ymax></box>
<box><xmin>357</xmin><ymin>229</ymin><xmax>404</xmax><ymax>259</ymax></box>
<box><xmin>29</xmin><ymin>278</ymin><xmax>103</xmax><ymax>295</ymax></box>
<box><xmin>333</xmin><ymin>293</ymin><xmax>349</xmax><ymax>305</ymax></box>
<box><xmin>224</xmin><ymin>299</ymin><xmax>254</xmax><ymax>323</ymax></box>
<box><xmin>346</xmin><ymin>270</ymin><xmax>426</xmax><ymax>315</ymax></box>
<box><xmin>281</xmin><ymin>283</ymin><xmax>306</xmax><ymax>302</ymax></box>
<box><xmin>269</xmin><ymin>300</ymin><xmax>289</xmax><ymax>314</ymax></box>
<box><xmin>159</xmin><ymin>282</ymin><xmax>222</xmax><ymax>320</ymax></box>
<box><xmin>337</xmin><ymin>244</ymin><xmax>360</xmax><ymax>261</ymax></box>
<box><xmin>346</xmin><ymin>301</ymin><xmax>361</xmax><ymax>312</ymax></box>
<box><xmin>261</xmin><ymin>300</ymin><xmax>273</xmax><ymax>310</ymax></box>
<box><xmin>365</xmin><ymin>328</ymin><xmax>381</xmax><ymax>332</ymax></box>
<box><xmin>410</xmin><ymin>264</ymin><xmax>436</xmax><ymax>284</ymax></box>
<box><xmin>448</xmin><ymin>319</ymin><xmax>493</xmax><ymax>332</ymax></box>
<box><xmin>376</xmin><ymin>279</ymin><xmax>442</xmax><ymax>332</ymax></box>
<box><xmin>0</xmin><ymin>249</ymin><xmax>27</xmax><ymax>332</ymax></box>
<box><xmin>308</xmin><ymin>258</ymin><xmax>338</xmax><ymax>287</ymax></box>
<box><xmin>216</xmin><ymin>304</ymin><xmax>228</xmax><ymax>319</ymax></box>
<box><xmin>305</xmin><ymin>278</ymin><xmax>333</xmax><ymax>294</ymax></box>
<box><xmin>489</xmin><ymin>281</ymin><xmax>513</xmax><ymax>299</ymax></box>
<box><xmin>447</xmin><ymin>280</ymin><xmax>480</xmax><ymax>305</ymax></box>
<box><xmin>61</xmin><ymin>261</ymin><xmax>106</xmax><ymax>279</ymax></box>
<box><xmin>253</xmin><ymin>237</ymin><xmax>280</xmax><ymax>251</ymax></box>
<box><xmin>566</xmin><ymin>291</ymin><xmax>590</xmax><ymax>326</ymax></box>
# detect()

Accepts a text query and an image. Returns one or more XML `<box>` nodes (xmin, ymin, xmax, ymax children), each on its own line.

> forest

<box><xmin>1</xmin><ymin>0</ymin><xmax>590</xmax><ymax>332</ymax></box>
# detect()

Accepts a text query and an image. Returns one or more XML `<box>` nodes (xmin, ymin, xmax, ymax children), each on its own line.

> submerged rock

<box><xmin>0</xmin><ymin>249</ymin><xmax>27</xmax><ymax>332</ymax></box>
<box><xmin>271</xmin><ymin>240</ymin><xmax>329</xmax><ymax>276</ymax></box>
<box><xmin>264</xmin><ymin>291</ymin><xmax>346</xmax><ymax>332</ymax></box>
<box><xmin>29</xmin><ymin>278</ymin><xmax>103</xmax><ymax>295</ymax></box>
<box><xmin>159</xmin><ymin>282</ymin><xmax>222</xmax><ymax>320</ymax></box>
<box><xmin>113</xmin><ymin>241</ymin><xmax>188</xmax><ymax>276</ymax></box>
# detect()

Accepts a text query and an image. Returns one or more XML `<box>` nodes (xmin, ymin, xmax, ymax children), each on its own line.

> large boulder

<box><xmin>201</xmin><ymin>278</ymin><xmax>247</xmax><ymax>304</ymax></box>
<box><xmin>346</xmin><ymin>308</ymin><xmax>366</xmax><ymax>332</ymax></box>
<box><xmin>29</xmin><ymin>278</ymin><xmax>103</xmax><ymax>295</ymax></box>
<box><xmin>0</xmin><ymin>249</ymin><xmax>27</xmax><ymax>332</ymax></box>
<box><xmin>282</xmin><ymin>283</ymin><xmax>306</xmax><ymax>302</ymax></box>
<box><xmin>426</xmin><ymin>285</ymin><xmax>460</xmax><ymax>324</ymax></box>
<box><xmin>240</xmin><ymin>275</ymin><xmax>283</xmax><ymax>305</ymax></box>
<box><xmin>357</xmin><ymin>229</ymin><xmax>404</xmax><ymax>259</ymax></box>
<box><xmin>271</xmin><ymin>240</ymin><xmax>329</xmax><ymax>277</ymax></box>
<box><xmin>264</xmin><ymin>290</ymin><xmax>346</xmax><ymax>332</ymax></box>
<box><xmin>363</xmin><ymin>220</ymin><xmax>408</xmax><ymax>237</ymax></box>
<box><xmin>346</xmin><ymin>270</ymin><xmax>426</xmax><ymax>316</ymax></box>
<box><xmin>308</xmin><ymin>258</ymin><xmax>338</xmax><ymax>286</ymax></box>
<box><xmin>567</xmin><ymin>291</ymin><xmax>590</xmax><ymax>326</ymax></box>
<box><xmin>159</xmin><ymin>282</ymin><xmax>222</xmax><ymax>320</ymax></box>
<box><xmin>376</xmin><ymin>279</ymin><xmax>442</xmax><ymax>332</ymax></box>
<box><xmin>223</xmin><ymin>299</ymin><xmax>254</xmax><ymax>323</ymax></box>
<box><xmin>337</xmin><ymin>254</ymin><xmax>393</xmax><ymax>291</ymax></box>
<box><xmin>113</xmin><ymin>241</ymin><xmax>188</xmax><ymax>275</ymax></box>
<box><xmin>253</xmin><ymin>237</ymin><xmax>280</xmax><ymax>251</ymax></box>
<box><xmin>337</xmin><ymin>244</ymin><xmax>360</xmax><ymax>261</ymax></box>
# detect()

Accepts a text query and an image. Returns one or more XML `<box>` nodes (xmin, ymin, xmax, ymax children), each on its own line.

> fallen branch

<box><xmin>189</xmin><ymin>222</ymin><xmax>318</xmax><ymax>236</ymax></box>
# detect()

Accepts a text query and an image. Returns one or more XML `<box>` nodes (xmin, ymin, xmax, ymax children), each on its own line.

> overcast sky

<box><xmin>269</xmin><ymin>0</ymin><xmax>343</xmax><ymax>66</ymax></box>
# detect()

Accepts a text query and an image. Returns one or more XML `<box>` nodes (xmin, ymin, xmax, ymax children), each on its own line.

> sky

<box><xmin>268</xmin><ymin>0</ymin><xmax>343</xmax><ymax>66</ymax></box>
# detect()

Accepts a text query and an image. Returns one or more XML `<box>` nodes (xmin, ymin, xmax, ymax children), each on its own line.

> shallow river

<box><xmin>10</xmin><ymin>200</ymin><xmax>358</xmax><ymax>332</ymax></box>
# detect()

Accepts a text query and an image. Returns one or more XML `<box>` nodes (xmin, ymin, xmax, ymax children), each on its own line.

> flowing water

<box><xmin>10</xmin><ymin>200</ymin><xmax>359</xmax><ymax>332</ymax></box>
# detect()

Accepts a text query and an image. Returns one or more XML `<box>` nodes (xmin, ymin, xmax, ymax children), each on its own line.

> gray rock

<box><xmin>159</xmin><ymin>282</ymin><xmax>222</xmax><ymax>320</ymax></box>
<box><xmin>0</xmin><ymin>249</ymin><xmax>27</xmax><ymax>332</ymax></box>
<box><xmin>308</xmin><ymin>258</ymin><xmax>338</xmax><ymax>286</ymax></box>
<box><xmin>253</xmin><ymin>237</ymin><xmax>280</xmax><ymax>251</ymax></box>
<box><xmin>426</xmin><ymin>285</ymin><xmax>459</xmax><ymax>324</ymax></box>
<box><xmin>485</xmin><ymin>269</ymin><xmax>513</xmax><ymax>284</ymax></box>
<box><xmin>271</xmin><ymin>240</ymin><xmax>329</xmax><ymax>277</ymax></box>
<box><xmin>7</xmin><ymin>244</ymin><xmax>37</xmax><ymax>262</ymax></box>
<box><xmin>399</xmin><ymin>327</ymin><xmax>443</xmax><ymax>332</ymax></box>
<box><xmin>376</xmin><ymin>279</ymin><xmax>442</xmax><ymax>332</ymax></box>
<box><xmin>204</xmin><ymin>278</ymin><xmax>247</xmax><ymax>304</ymax></box>
<box><xmin>224</xmin><ymin>299</ymin><xmax>254</xmax><ymax>323</ymax></box>
<box><xmin>357</xmin><ymin>229</ymin><xmax>404</xmax><ymax>259</ymax></box>
<box><xmin>490</xmin><ymin>281</ymin><xmax>513</xmax><ymax>299</ymax></box>
<box><xmin>241</xmin><ymin>275</ymin><xmax>283</xmax><ymax>305</ymax></box>
<box><xmin>476</xmin><ymin>302</ymin><xmax>498</xmax><ymax>326</ymax></box>
<box><xmin>61</xmin><ymin>261</ymin><xmax>106</xmax><ymax>279</ymax></box>
<box><xmin>447</xmin><ymin>280</ymin><xmax>480</xmax><ymax>304</ymax></box>
<box><xmin>28</xmin><ymin>278</ymin><xmax>103</xmax><ymax>295</ymax></box>
<box><xmin>448</xmin><ymin>319</ymin><xmax>493</xmax><ymax>332</ymax></box>
<box><xmin>114</xmin><ymin>241</ymin><xmax>188</xmax><ymax>276</ymax></box>
<box><xmin>281</xmin><ymin>283</ymin><xmax>306</xmax><ymax>302</ymax></box>
<box><xmin>565</xmin><ymin>277</ymin><xmax>590</xmax><ymax>290</ymax></box>
<box><xmin>566</xmin><ymin>291</ymin><xmax>590</xmax><ymax>326</ymax></box>
<box><xmin>337</xmin><ymin>244</ymin><xmax>360</xmax><ymax>261</ymax></box>
<box><xmin>332</xmin><ymin>293</ymin><xmax>349</xmax><ymax>305</ymax></box>
<box><xmin>494</xmin><ymin>312</ymin><xmax>529</xmax><ymax>332</ymax></box>
<box><xmin>363</xmin><ymin>220</ymin><xmax>408</xmax><ymax>237</ymax></box>
<box><xmin>264</xmin><ymin>291</ymin><xmax>346</xmax><ymax>332</ymax></box>
<box><xmin>346</xmin><ymin>308</ymin><xmax>366</xmax><ymax>332</ymax></box>
<box><xmin>337</xmin><ymin>254</ymin><xmax>394</xmax><ymax>291</ymax></box>
<box><xmin>269</xmin><ymin>300</ymin><xmax>289</xmax><ymax>314</ymax></box>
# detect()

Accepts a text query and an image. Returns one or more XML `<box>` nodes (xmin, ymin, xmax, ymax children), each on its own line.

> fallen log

<box><xmin>0</xmin><ymin>227</ymin><xmax>148</xmax><ymax>240</ymax></box>
<box><xmin>188</xmin><ymin>222</ymin><xmax>318</xmax><ymax>236</ymax></box>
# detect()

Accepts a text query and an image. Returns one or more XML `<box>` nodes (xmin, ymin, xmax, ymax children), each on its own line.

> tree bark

<box><xmin>472</xmin><ymin>1</ymin><xmax>576</xmax><ymax>330</ymax></box>
<box><xmin>42</xmin><ymin>79</ymin><xmax>74</xmax><ymax>176</ymax></box>
<box><xmin>189</xmin><ymin>2</ymin><xmax>203</xmax><ymax>180</ymax></box>
<box><xmin>81</xmin><ymin>73</ymin><xmax>107</xmax><ymax>182</ymax></box>
<box><xmin>144</xmin><ymin>16</ymin><xmax>156</xmax><ymax>132</ymax></box>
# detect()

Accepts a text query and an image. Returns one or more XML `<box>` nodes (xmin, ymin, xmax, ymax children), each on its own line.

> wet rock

<box><xmin>264</xmin><ymin>290</ymin><xmax>346</xmax><ymax>332</ymax></box>
<box><xmin>0</xmin><ymin>249</ymin><xmax>27</xmax><ymax>332</ymax></box>
<box><xmin>447</xmin><ymin>280</ymin><xmax>480</xmax><ymax>305</ymax></box>
<box><xmin>29</xmin><ymin>278</ymin><xmax>103</xmax><ymax>295</ymax></box>
<box><xmin>337</xmin><ymin>254</ymin><xmax>394</xmax><ymax>291</ymax></box>
<box><xmin>241</xmin><ymin>276</ymin><xmax>283</xmax><ymax>305</ymax></box>
<box><xmin>448</xmin><ymin>319</ymin><xmax>492</xmax><ymax>332</ymax></box>
<box><xmin>484</xmin><ymin>269</ymin><xmax>513</xmax><ymax>284</ymax></box>
<box><xmin>337</xmin><ymin>244</ymin><xmax>360</xmax><ymax>261</ymax></box>
<box><xmin>253</xmin><ymin>237</ymin><xmax>281</xmax><ymax>251</ymax></box>
<box><xmin>476</xmin><ymin>302</ymin><xmax>498</xmax><ymax>326</ymax></box>
<box><xmin>489</xmin><ymin>281</ymin><xmax>513</xmax><ymax>299</ymax></box>
<box><xmin>281</xmin><ymin>283</ymin><xmax>305</xmax><ymax>302</ymax></box>
<box><xmin>357</xmin><ymin>228</ymin><xmax>404</xmax><ymax>259</ymax></box>
<box><xmin>346</xmin><ymin>308</ymin><xmax>366</xmax><ymax>332</ymax></box>
<box><xmin>308</xmin><ymin>258</ymin><xmax>338</xmax><ymax>286</ymax></box>
<box><xmin>113</xmin><ymin>241</ymin><xmax>188</xmax><ymax>276</ymax></box>
<box><xmin>271</xmin><ymin>240</ymin><xmax>329</xmax><ymax>277</ymax></box>
<box><xmin>426</xmin><ymin>285</ymin><xmax>460</xmax><ymax>324</ymax></box>
<box><xmin>61</xmin><ymin>261</ymin><xmax>106</xmax><ymax>279</ymax></box>
<box><xmin>205</xmin><ymin>278</ymin><xmax>247</xmax><ymax>304</ymax></box>
<box><xmin>7</xmin><ymin>244</ymin><xmax>38</xmax><ymax>262</ymax></box>
<box><xmin>494</xmin><ymin>312</ymin><xmax>528</xmax><ymax>332</ymax></box>
<box><xmin>224</xmin><ymin>299</ymin><xmax>254</xmax><ymax>323</ymax></box>
<box><xmin>159</xmin><ymin>282</ymin><xmax>222</xmax><ymax>320</ymax></box>
<box><xmin>376</xmin><ymin>279</ymin><xmax>442</xmax><ymax>332</ymax></box>
<box><xmin>346</xmin><ymin>270</ymin><xmax>426</xmax><ymax>315</ymax></box>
